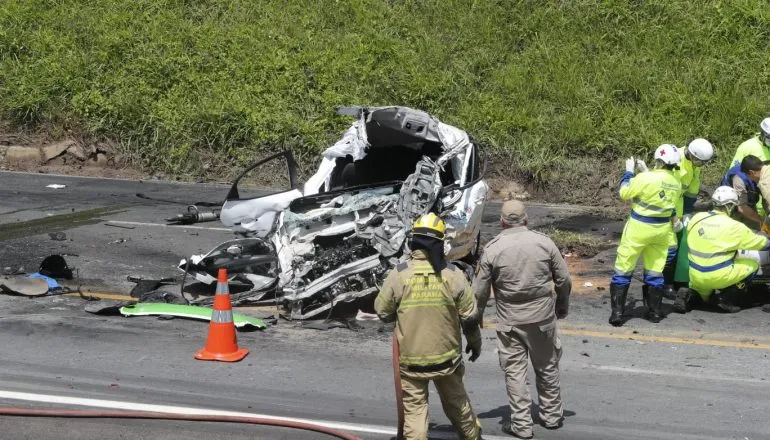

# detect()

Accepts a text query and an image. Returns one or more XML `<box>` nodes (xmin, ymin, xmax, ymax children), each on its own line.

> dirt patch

<box><xmin>566</xmin><ymin>256</ymin><xmax>610</xmax><ymax>296</ymax></box>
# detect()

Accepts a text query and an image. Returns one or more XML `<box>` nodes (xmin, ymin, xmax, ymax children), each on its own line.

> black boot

<box><xmin>609</xmin><ymin>284</ymin><xmax>628</xmax><ymax>327</ymax></box>
<box><xmin>662</xmin><ymin>257</ymin><xmax>678</xmax><ymax>300</ymax></box>
<box><xmin>673</xmin><ymin>288</ymin><xmax>692</xmax><ymax>314</ymax></box>
<box><xmin>645</xmin><ymin>286</ymin><xmax>664</xmax><ymax>323</ymax></box>
<box><xmin>710</xmin><ymin>287</ymin><xmax>741</xmax><ymax>313</ymax></box>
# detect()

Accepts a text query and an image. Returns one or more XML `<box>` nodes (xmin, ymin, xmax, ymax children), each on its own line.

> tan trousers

<box><xmin>497</xmin><ymin>318</ymin><xmax>563</xmax><ymax>436</ymax></box>
<box><xmin>400</xmin><ymin>362</ymin><xmax>481</xmax><ymax>440</ymax></box>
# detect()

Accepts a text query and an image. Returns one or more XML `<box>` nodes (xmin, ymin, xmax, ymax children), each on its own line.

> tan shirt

<box><xmin>731</xmin><ymin>175</ymin><xmax>748</xmax><ymax>205</ymax></box>
<box><xmin>472</xmin><ymin>226</ymin><xmax>572</xmax><ymax>329</ymax></box>
<box><xmin>757</xmin><ymin>166</ymin><xmax>770</xmax><ymax>213</ymax></box>
<box><xmin>374</xmin><ymin>250</ymin><xmax>479</xmax><ymax>366</ymax></box>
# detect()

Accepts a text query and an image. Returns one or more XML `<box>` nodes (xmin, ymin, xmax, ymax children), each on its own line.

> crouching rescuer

<box><xmin>610</xmin><ymin>144</ymin><xmax>683</xmax><ymax>326</ymax></box>
<box><xmin>375</xmin><ymin>213</ymin><xmax>482</xmax><ymax>440</ymax></box>
<box><xmin>687</xmin><ymin>186</ymin><xmax>770</xmax><ymax>313</ymax></box>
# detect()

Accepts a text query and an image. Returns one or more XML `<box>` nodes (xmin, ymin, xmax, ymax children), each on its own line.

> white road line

<box><xmin>0</xmin><ymin>390</ymin><xmax>512</xmax><ymax>439</ymax></box>
<box><xmin>106</xmin><ymin>220</ymin><xmax>232</xmax><ymax>232</ymax></box>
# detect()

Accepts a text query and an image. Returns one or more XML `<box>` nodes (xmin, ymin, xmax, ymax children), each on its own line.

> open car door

<box><xmin>220</xmin><ymin>151</ymin><xmax>303</xmax><ymax>237</ymax></box>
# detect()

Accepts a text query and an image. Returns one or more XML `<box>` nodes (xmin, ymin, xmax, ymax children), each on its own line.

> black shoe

<box><xmin>662</xmin><ymin>284</ymin><xmax>677</xmax><ymax>300</ymax></box>
<box><xmin>673</xmin><ymin>288</ymin><xmax>692</xmax><ymax>314</ymax></box>
<box><xmin>541</xmin><ymin>419</ymin><xmax>564</xmax><ymax>430</ymax></box>
<box><xmin>501</xmin><ymin>422</ymin><xmax>533</xmax><ymax>439</ymax></box>
<box><xmin>609</xmin><ymin>284</ymin><xmax>628</xmax><ymax>327</ymax></box>
<box><xmin>644</xmin><ymin>286</ymin><xmax>664</xmax><ymax>323</ymax></box>
<box><xmin>711</xmin><ymin>292</ymin><xmax>741</xmax><ymax>313</ymax></box>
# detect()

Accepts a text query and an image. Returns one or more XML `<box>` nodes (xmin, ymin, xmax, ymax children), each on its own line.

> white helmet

<box><xmin>653</xmin><ymin>144</ymin><xmax>681</xmax><ymax>165</ymax></box>
<box><xmin>687</xmin><ymin>138</ymin><xmax>714</xmax><ymax>162</ymax></box>
<box><xmin>712</xmin><ymin>186</ymin><xmax>739</xmax><ymax>207</ymax></box>
<box><xmin>760</xmin><ymin>117</ymin><xmax>770</xmax><ymax>146</ymax></box>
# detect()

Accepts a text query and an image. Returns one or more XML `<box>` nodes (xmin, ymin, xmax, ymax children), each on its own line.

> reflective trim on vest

<box><xmin>688</xmin><ymin>248</ymin><xmax>735</xmax><ymax>259</ymax></box>
<box><xmin>689</xmin><ymin>259</ymin><xmax>734</xmax><ymax>273</ymax></box>
<box><xmin>630</xmin><ymin>211</ymin><xmax>670</xmax><ymax>224</ymax></box>
<box><xmin>632</xmin><ymin>198</ymin><xmax>672</xmax><ymax>213</ymax></box>
<box><xmin>399</xmin><ymin>348</ymin><xmax>461</xmax><ymax>366</ymax></box>
<box><xmin>212</xmin><ymin>310</ymin><xmax>234</xmax><ymax>323</ymax></box>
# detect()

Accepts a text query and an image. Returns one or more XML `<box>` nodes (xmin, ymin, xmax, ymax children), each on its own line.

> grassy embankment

<box><xmin>1</xmin><ymin>1</ymin><xmax>769</xmax><ymax>202</ymax></box>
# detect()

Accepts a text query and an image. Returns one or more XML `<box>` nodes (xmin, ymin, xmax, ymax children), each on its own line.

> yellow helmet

<box><xmin>412</xmin><ymin>213</ymin><xmax>446</xmax><ymax>241</ymax></box>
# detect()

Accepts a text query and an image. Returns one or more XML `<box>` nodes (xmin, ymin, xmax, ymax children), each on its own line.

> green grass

<box><xmin>1</xmin><ymin>1</ymin><xmax>769</xmax><ymax>198</ymax></box>
<box><xmin>534</xmin><ymin>226</ymin><xmax>611</xmax><ymax>257</ymax></box>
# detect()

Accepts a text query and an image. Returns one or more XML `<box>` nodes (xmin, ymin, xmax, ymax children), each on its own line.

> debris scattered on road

<box><xmin>166</xmin><ymin>205</ymin><xmax>220</xmax><ymax>225</ymax></box>
<box><xmin>48</xmin><ymin>231</ymin><xmax>67</xmax><ymax>241</ymax></box>
<box><xmin>581</xmin><ymin>352</ymin><xmax>590</xmax><ymax>357</ymax></box>
<box><xmin>112</xmin><ymin>238</ymin><xmax>128</xmax><ymax>244</ymax></box>
<box><xmin>39</xmin><ymin>255</ymin><xmax>74</xmax><ymax>279</ymax></box>
<box><xmin>119</xmin><ymin>303</ymin><xmax>267</xmax><ymax>330</ymax></box>
<box><xmin>0</xmin><ymin>275</ymin><xmax>49</xmax><ymax>296</ymax></box>
<box><xmin>583</xmin><ymin>282</ymin><xmax>593</xmax><ymax>287</ymax></box>
<box><xmin>45</xmin><ymin>184</ymin><xmax>66</xmax><ymax>189</ymax></box>
<box><xmin>128</xmin><ymin>276</ymin><xmax>178</xmax><ymax>298</ymax></box>
<box><xmin>355</xmin><ymin>310</ymin><xmax>380</xmax><ymax>321</ymax></box>
<box><xmin>105</xmin><ymin>222</ymin><xmax>136</xmax><ymax>230</ymax></box>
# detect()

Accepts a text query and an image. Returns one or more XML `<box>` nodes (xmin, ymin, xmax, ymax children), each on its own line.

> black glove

<box><xmin>465</xmin><ymin>338</ymin><xmax>481</xmax><ymax>362</ymax></box>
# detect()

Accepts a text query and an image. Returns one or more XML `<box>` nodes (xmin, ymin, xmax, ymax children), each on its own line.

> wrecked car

<box><xmin>183</xmin><ymin>106</ymin><xmax>488</xmax><ymax>319</ymax></box>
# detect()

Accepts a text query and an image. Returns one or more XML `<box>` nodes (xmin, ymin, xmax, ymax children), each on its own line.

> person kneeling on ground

<box><xmin>686</xmin><ymin>186</ymin><xmax>770</xmax><ymax>312</ymax></box>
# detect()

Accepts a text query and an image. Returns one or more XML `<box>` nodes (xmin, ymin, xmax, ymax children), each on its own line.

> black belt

<box><xmin>404</xmin><ymin>357</ymin><xmax>459</xmax><ymax>373</ymax></box>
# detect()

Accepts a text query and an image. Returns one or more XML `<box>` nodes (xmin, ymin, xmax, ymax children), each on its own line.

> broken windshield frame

<box><xmin>226</xmin><ymin>150</ymin><xmax>299</xmax><ymax>201</ymax></box>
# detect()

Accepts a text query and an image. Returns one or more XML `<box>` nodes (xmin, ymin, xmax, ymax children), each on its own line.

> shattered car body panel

<box><xmin>194</xmin><ymin>106</ymin><xmax>488</xmax><ymax>318</ymax></box>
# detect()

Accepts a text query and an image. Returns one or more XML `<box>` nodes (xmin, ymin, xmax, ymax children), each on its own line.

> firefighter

<box><xmin>609</xmin><ymin>144</ymin><xmax>683</xmax><ymax>326</ymax></box>
<box><xmin>374</xmin><ymin>213</ymin><xmax>482</xmax><ymax>440</ymax></box>
<box><xmin>687</xmin><ymin>186</ymin><xmax>770</xmax><ymax>313</ymax></box>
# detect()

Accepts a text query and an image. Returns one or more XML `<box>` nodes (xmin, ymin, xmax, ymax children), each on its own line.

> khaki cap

<box><xmin>501</xmin><ymin>200</ymin><xmax>528</xmax><ymax>224</ymax></box>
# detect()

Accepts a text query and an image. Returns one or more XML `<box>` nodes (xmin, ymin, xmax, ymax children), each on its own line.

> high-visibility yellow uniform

<box><xmin>375</xmin><ymin>251</ymin><xmax>481</xmax><ymax>440</ymax></box>
<box><xmin>687</xmin><ymin>210</ymin><xmax>769</xmax><ymax>300</ymax></box>
<box><xmin>731</xmin><ymin>136</ymin><xmax>770</xmax><ymax>166</ymax></box>
<box><xmin>612</xmin><ymin>169</ymin><xmax>682</xmax><ymax>287</ymax></box>
<box><xmin>674</xmin><ymin>149</ymin><xmax>701</xmax><ymax>217</ymax></box>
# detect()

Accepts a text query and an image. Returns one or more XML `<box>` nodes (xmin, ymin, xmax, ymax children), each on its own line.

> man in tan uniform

<box><xmin>375</xmin><ymin>213</ymin><xmax>483</xmax><ymax>440</ymax></box>
<box><xmin>473</xmin><ymin>201</ymin><xmax>571</xmax><ymax>439</ymax></box>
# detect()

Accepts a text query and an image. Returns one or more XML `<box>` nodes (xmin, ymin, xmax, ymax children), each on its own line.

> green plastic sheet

<box><xmin>120</xmin><ymin>303</ymin><xmax>266</xmax><ymax>330</ymax></box>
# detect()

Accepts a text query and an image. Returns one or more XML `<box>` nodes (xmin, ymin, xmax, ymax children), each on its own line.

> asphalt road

<box><xmin>1</xmin><ymin>171</ymin><xmax>769</xmax><ymax>440</ymax></box>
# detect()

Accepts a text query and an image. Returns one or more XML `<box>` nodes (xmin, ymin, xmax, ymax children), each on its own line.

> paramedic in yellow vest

<box><xmin>731</xmin><ymin>118</ymin><xmax>770</xmax><ymax>217</ymax></box>
<box><xmin>687</xmin><ymin>186</ymin><xmax>770</xmax><ymax>313</ymax></box>
<box><xmin>732</xmin><ymin>117</ymin><xmax>770</xmax><ymax>167</ymax></box>
<box><xmin>662</xmin><ymin>139</ymin><xmax>714</xmax><ymax>298</ymax></box>
<box><xmin>609</xmin><ymin>144</ymin><xmax>683</xmax><ymax>327</ymax></box>
<box><xmin>375</xmin><ymin>213</ymin><xmax>482</xmax><ymax>440</ymax></box>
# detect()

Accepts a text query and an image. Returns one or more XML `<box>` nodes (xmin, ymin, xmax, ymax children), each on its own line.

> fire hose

<box><xmin>0</xmin><ymin>407</ymin><xmax>362</xmax><ymax>440</ymax></box>
<box><xmin>392</xmin><ymin>328</ymin><xmax>405</xmax><ymax>440</ymax></box>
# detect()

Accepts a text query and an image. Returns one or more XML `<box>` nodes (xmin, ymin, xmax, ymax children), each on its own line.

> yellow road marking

<box><xmin>481</xmin><ymin>321</ymin><xmax>770</xmax><ymax>350</ymax></box>
<box><xmin>559</xmin><ymin>329</ymin><xmax>770</xmax><ymax>350</ymax></box>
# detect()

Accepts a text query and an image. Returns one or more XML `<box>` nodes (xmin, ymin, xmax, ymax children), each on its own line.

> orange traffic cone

<box><xmin>195</xmin><ymin>268</ymin><xmax>249</xmax><ymax>362</ymax></box>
